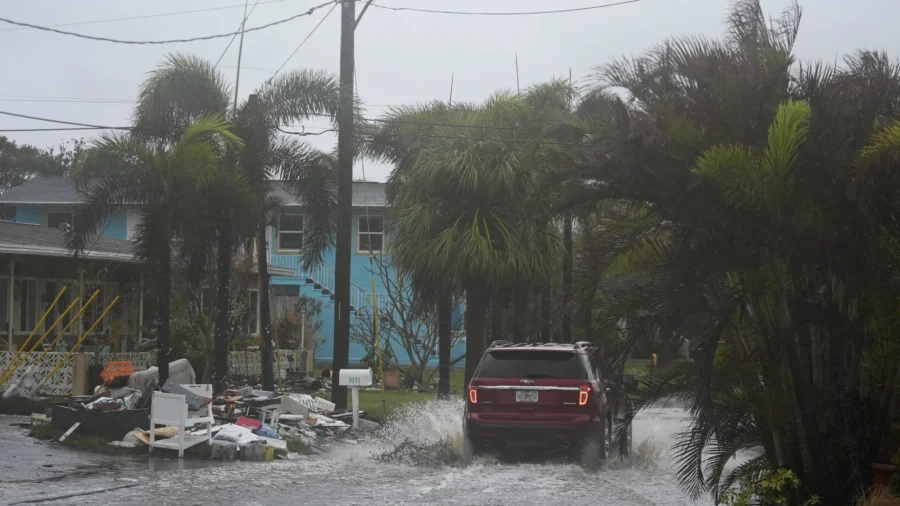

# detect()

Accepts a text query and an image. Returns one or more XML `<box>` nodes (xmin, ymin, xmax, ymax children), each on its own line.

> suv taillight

<box><xmin>468</xmin><ymin>387</ymin><xmax>478</xmax><ymax>404</ymax></box>
<box><xmin>578</xmin><ymin>384</ymin><xmax>591</xmax><ymax>406</ymax></box>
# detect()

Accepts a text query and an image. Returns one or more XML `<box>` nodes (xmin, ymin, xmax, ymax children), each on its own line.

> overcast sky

<box><xmin>1</xmin><ymin>0</ymin><xmax>898</xmax><ymax>181</ymax></box>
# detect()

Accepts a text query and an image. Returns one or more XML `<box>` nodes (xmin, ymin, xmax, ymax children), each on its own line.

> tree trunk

<box><xmin>513</xmin><ymin>286</ymin><xmax>527</xmax><ymax>342</ymax></box>
<box><xmin>540</xmin><ymin>282</ymin><xmax>551</xmax><ymax>342</ymax></box>
<box><xmin>213</xmin><ymin>225</ymin><xmax>233</xmax><ymax>394</ymax></box>
<box><xmin>464</xmin><ymin>288</ymin><xmax>487</xmax><ymax>388</ymax></box>
<box><xmin>775</xmin><ymin>264</ymin><xmax>832</xmax><ymax>500</ymax></box>
<box><xmin>157</xmin><ymin>240</ymin><xmax>171</xmax><ymax>387</ymax></box>
<box><xmin>256</xmin><ymin>218</ymin><xmax>275</xmax><ymax>391</ymax></box>
<box><xmin>490</xmin><ymin>293</ymin><xmax>503</xmax><ymax>343</ymax></box>
<box><xmin>437</xmin><ymin>290</ymin><xmax>452</xmax><ymax>399</ymax></box>
<box><xmin>202</xmin><ymin>352</ymin><xmax>215</xmax><ymax>384</ymax></box>
<box><xmin>562</xmin><ymin>214</ymin><xmax>573</xmax><ymax>342</ymax></box>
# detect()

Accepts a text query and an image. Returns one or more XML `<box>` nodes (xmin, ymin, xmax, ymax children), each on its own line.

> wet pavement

<box><xmin>0</xmin><ymin>403</ymin><xmax>708</xmax><ymax>505</ymax></box>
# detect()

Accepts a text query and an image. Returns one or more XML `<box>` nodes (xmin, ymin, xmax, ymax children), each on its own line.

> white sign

<box><xmin>338</xmin><ymin>368</ymin><xmax>374</xmax><ymax>387</ymax></box>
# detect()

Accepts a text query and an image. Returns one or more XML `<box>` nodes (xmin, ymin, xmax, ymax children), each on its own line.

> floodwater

<box><xmin>0</xmin><ymin>401</ymin><xmax>707</xmax><ymax>505</ymax></box>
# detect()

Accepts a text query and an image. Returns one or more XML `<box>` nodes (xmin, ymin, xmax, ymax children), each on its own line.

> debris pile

<box><xmin>209</xmin><ymin>388</ymin><xmax>373</xmax><ymax>455</ymax></box>
<box><xmin>20</xmin><ymin>355</ymin><xmax>379</xmax><ymax>461</ymax></box>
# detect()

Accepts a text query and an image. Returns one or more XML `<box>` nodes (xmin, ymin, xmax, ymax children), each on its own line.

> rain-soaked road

<box><xmin>0</xmin><ymin>401</ymin><xmax>707</xmax><ymax>505</ymax></box>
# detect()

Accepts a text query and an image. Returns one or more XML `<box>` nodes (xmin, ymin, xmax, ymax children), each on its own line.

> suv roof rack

<box><xmin>488</xmin><ymin>340</ymin><xmax>514</xmax><ymax>348</ymax></box>
<box><xmin>573</xmin><ymin>341</ymin><xmax>595</xmax><ymax>349</ymax></box>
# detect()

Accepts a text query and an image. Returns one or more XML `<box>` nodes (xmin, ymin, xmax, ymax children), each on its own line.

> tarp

<box><xmin>127</xmin><ymin>358</ymin><xmax>195</xmax><ymax>393</ymax></box>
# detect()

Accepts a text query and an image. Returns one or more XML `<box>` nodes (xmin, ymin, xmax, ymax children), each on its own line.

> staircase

<box><xmin>301</xmin><ymin>263</ymin><xmax>370</xmax><ymax>313</ymax></box>
<box><xmin>270</xmin><ymin>254</ymin><xmax>383</xmax><ymax>315</ymax></box>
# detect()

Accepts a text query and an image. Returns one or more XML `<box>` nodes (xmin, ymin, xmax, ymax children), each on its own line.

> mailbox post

<box><xmin>338</xmin><ymin>368</ymin><xmax>373</xmax><ymax>429</ymax></box>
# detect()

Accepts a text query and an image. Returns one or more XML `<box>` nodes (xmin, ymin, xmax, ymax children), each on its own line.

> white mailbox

<box><xmin>338</xmin><ymin>368</ymin><xmax>373</xmax><ymax>430</ymax></box>
<box><xmin>338</xmin><ymin>368</ymin><xmax>374</xmax><ymax>387</ymax></box>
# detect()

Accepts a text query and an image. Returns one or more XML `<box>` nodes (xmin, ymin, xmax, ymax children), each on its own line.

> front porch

<box><xmin>0</xmin><ymin>254</ymin><xmax>144</xmax><ymax>354</ymax></box>
<box><xmin>0</xmin><ymin>220</ymin><xmax>144</xmax><ymax>354</ymax></box>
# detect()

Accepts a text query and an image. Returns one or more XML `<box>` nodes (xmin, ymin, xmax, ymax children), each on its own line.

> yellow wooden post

<box><xmin>271</xmin><ymin>287</ymin><xmax>282</xmax><ymax>392</ymax></box>
<box><xmin>0</xmin><ymin>297</ymin><xmax>79</xmax><ymax>385</ymax></box>
<box><xmin>43</xmin><ymin>296</ymin><xmax>119</xmax><ymax>384</ymax></box>
<box><xmin>32</xmin><ymin>291</ymin><xmax>99</xmax><ymax>368</ymax></box>
<box><xmin>370</xmin><ymin>275</ymin><xmax>385</xmax><ymax>398</ymax></box>
<box><xmin>0</xmin><ymin>286</ymin><xmax>66</xmax><ymax>381</ymax></box>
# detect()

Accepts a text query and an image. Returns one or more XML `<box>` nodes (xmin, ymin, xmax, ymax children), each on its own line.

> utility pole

<box><xmin>331</xmin><ymin>0</ymin><xmax>356</xmax><ymax>409</ymax></box>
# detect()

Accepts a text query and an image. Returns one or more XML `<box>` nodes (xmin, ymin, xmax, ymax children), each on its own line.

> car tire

<box><xmin>580</xmin><ymin>419</ymin><xmax>607</xmax><ymax>469</ymax></box>
<box><xmin>461</xmin><ymin>423</ymin><xmax>477</xmax><ymax>466</ymax></box>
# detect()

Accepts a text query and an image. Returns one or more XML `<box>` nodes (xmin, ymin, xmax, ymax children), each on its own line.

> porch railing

<box><xmin>270</xmin><ymin>254</ymin><xmax>373</xmax><ymax>312</ymax></box>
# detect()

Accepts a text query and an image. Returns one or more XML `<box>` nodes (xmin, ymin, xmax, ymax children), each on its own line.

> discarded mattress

<box><xmin>128</xmin><ymin>359</ymin><xmax>195</xmax><ymax>393</ymax></box>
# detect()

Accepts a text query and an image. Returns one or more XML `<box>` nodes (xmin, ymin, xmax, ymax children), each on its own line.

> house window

<box><xmin>47</xmin><ymin>212</ymin><xmax>72</xmax><ymax>230</ymax></box>
<box><xmin>16</xmin><ymin>280</ymin><xmax>37</xmax><ymax>333</ymax></box>
<box><xmin>357</xmin><ymin>215</ymin><xmax>384</xmax><ymax>253</ymax></box>
<box><xmin>278</xmin><ymin>214</ymin><xmax>304</xmax><ymax>251</ymax></box>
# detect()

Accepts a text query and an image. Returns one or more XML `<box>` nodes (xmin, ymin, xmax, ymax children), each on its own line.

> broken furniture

<box><xmin>149</xmin><ymin>384</ymin><xmax>214</xmax><ymax>457</ymax></box>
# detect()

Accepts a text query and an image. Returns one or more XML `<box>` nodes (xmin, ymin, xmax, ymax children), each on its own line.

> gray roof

<box><xmin>0</xmin><ymin>177</ymin><xmax>84</xmax><ymax>204</ymax></box>
<box><xmin>269</xmin><ymin>180</ymin><xmax>386</xmax><ymax>208</ymax></box>
<box><xmin>0</xmin><ymin>220</ymin><xmax>135</xmax><ymax>262</ymax></box>
<box><xmin>0</xmin><ymin>177</ymin><xmax>387</xmax><ymax>208</ymax></box>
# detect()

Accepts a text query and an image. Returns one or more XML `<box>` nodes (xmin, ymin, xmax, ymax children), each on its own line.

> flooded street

<box><xmin>0</xmin><ymin>403</ymin><xmax>704</xmax><ymax>506</ymax></box>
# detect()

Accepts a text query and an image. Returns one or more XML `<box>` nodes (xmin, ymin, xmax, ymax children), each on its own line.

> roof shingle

<box><xmin>0</xmin><ymin>177</ymin><xmax>387</xmax><ymax>208</ymax></box>
<box><xmin>0</xmin><ymin>220</ymin><xmax>134</xmax><ymax>261</ymax></box>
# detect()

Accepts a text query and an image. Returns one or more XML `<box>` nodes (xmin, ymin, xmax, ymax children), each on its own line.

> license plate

<box><xmin>516</xmin><ymin>390</ymin><xmax>538</xmax><ymax>403</ymax></box>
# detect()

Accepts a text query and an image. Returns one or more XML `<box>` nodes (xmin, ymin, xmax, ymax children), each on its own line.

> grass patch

<box><xmin>29</xmin><ymin>420</ymin><xmax>56</xmax><ymax>440</ymax></box>
<box><xmin>624</xmin><ymin>358</ymin><xmax>651</xmax><ymax>381</ymax></box>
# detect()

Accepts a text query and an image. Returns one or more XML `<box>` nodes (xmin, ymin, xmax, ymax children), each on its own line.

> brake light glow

<box><xmin>578</xmin><ymin>384</ymin><xmax>591</xmax><ymax>406</ymax></box>
<box><xmin>468</xmin><ymin>387</ymin><xmax>478</xmax><ymax>404</ymax></box>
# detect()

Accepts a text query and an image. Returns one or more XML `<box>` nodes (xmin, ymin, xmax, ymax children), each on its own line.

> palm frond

<box><xmin>133</xmin><ymin>52</ymin><xmax>231</xmax><ymax>144</ymax></box>
<box><xmin>258</xmin><ymin>68</ymin><xmax>341</xmax><ymax>126</ymax></box>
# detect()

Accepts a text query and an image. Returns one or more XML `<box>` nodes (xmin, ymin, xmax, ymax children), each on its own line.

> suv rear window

<box><xmin>477</xmin><ymin>350</ymin><xmax>589</xmax><ymax>379</ymax></box>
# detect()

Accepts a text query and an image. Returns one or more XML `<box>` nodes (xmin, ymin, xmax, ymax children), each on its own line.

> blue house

<box><xmin>0</xmin><ymin>177</ymin><xmax>465</xmax><ymax>366</ymax></box>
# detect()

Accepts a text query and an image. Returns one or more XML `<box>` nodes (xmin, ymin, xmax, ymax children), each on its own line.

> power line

<box><xmin>369</xmin><ymin>0</ymin><xmax>639</xmax><ymax>16</ymax></box>
<box><xmin>214</xmin><ymin>0</ymin><xmax>263</xmax><ymax>68</ymax></box>
<box><xmin>0</xmin><ymin>109</ymin><xmax>593</xmax><ymax>146</ymax></box>
<box><xmin>0</xmin><ymin>127</ymin><xmax>120</xmax><ymax>132</ymax></box>
<box><xmin>365</xmin><ymin>116</ymin><xmax>521</xmax><ymax>132</ymax></box>
<box><xmin>268</xmin><ymin>1</ymin><xmax>338</xmax><ymax>80</ymax></box>
<box><xmin>277</xmin><ymin>126</ymin><xmax>336</xmax><ymax>136</ymax></box>
<box><xmin>0</xmin><ymin>97</ymin><xmax>133</xmax><ymax>104</ymax></box>
<box><xmin>0</xmin><ymin>0</ymin><xmax>295</xmax><ymax>33</ymax></box>
<box><xmin>0</xmin><ymin>110</ymin><xmax>122</xmax><ymax>129</ymax></box>
<box><xmin>364</xmin><ymin>129</ymin><xmax>592</xmax><ymax>147</ymax></box>
<box><xmin>0</xmin><ymin>1</ymin><xmax>336</xmax><ymax>45</ymax></box>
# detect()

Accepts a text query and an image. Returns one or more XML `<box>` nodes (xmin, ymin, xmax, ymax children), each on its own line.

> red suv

<box><xmin>463</xmin><ymin>341</ymin><xmax>636</xmax><ymax>465</ymax></box>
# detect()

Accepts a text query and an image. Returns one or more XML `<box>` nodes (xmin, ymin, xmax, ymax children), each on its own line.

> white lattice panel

<box><xmin>1</xmin><ymin>349</ymin><xmax>307</xmax><ymax>395</ymax></box>
<box><xmin>87</xmin><ymin>351</ymin><xmax>156</xmax><ymax>371</ymax></box>
<box><xmin>228</xmin><ymin>350</ymin><xmax>305</xmax><ymax>378</ymax></box>
<box><xmin>0</xmin><ymin>351</ymin><xmax>73</xmax><ymax>396</ymax></box>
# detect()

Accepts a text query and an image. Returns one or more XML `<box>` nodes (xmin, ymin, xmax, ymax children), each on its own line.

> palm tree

<box><xmin>69</xmin><ymin>115</ymin><xmax>243</xmax><ymax>386</ymax></box>
<box><xmin>365</xmin><ymin>101</ymin><xmax>468</xmax><ymax>398</ymax></box>
<box><xmin>552</xmin><ymin>1</ymin><xmax>900</xmax><ymax>503</ymax></box>
<box><xmin>371</xmin><ymin>91</ymin><xmax>562</xmax><ymax>385</ymax></box>
<box><xmin>131</xmin><ymin>54</ymin><xmax>340</xmax><ymax>391</ymax></box>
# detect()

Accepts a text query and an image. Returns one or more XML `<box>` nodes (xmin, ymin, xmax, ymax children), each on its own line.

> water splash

<box><xmin>359</xmin><ymin>398</ymin><xmax>689</xmax><ymax>472</ymax></box>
